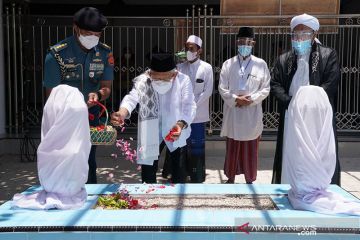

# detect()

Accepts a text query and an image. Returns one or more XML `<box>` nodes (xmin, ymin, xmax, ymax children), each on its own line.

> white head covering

<box><xmin>291</xmin><ymin>13</ymin><xmax>320</xmax><ymax>31</ymax></box>
<box><xmin>12</xmin><ymin>85</ymin><xmax>91</xmax><ymax>210</ymax></box>
<box><xmin>186</xmin><ymin>35</ymin><xmax>202</xmax><ymax>48</ymax></box>
<box><xmin>284</xmin><ymin>86</ymin><xmax>360</xmax><ymax>215</ymax></box>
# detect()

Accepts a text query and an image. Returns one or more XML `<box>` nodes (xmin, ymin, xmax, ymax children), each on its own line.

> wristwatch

<box><xmin>177</xmin><ymin>120</ymin><xmax>188</xmax><ymax>129</ymax></box>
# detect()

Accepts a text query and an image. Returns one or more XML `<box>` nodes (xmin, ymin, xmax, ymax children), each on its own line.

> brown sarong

<box><xmin>224</xmin><ymin>137</ymin><xmax>260</xmax><ymax>183</ymax></box>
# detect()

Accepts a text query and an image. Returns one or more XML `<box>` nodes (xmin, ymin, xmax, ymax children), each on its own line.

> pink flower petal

<box><xmin>145</xmin><ymin>188</ymin><xmax>155</xmax><ymax>194</ymax></box>
<box><xmin>121</xmin><ymin>127</ymin><xmax>125</xmax><ymax>132</ymax></box>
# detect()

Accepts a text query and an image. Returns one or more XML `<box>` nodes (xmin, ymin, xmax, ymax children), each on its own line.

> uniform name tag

<box><xmin>89</xmin><ymin>63</ymin><xmax>104</xmax><ymax>71</ymax></box>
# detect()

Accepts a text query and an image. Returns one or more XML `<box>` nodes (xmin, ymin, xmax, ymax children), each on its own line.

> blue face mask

<box><xmin>292</xmin><ymin>39</ymin><xmax>312</xmax><ymax>55</ymax></box>
<box><xmin>238</xmin><ymin>45</ymin><xmax>252</xmax><ymax>57</ymax></box>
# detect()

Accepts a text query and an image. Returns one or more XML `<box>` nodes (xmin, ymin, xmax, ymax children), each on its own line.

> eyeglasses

<box><xmin>149</xmin><ymin>71</ymin><xmax>175</xmax><ymax>81</ymax></box>
<box><xmin>289</xmin><ymin>31</ymin><xmax>314</xmax><ymax>41</ymax></box>
<box><xmin>236</xmin><ymin>38</ymin><xmax>254</xmax><ymax>46</ymax></box>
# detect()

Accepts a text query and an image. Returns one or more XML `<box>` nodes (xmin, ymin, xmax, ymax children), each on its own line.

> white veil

<box><xmin>284</xmin><ymin>86</ymin><xmax>360</xmax><ymax>215</ymax></box>
<box><xmin>12</xmin><ymin>85</ymin><xmax>91</xmax><ymax>210</ymax></box>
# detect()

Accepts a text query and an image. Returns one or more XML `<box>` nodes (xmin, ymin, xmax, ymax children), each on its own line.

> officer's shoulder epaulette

<box><xmin>99</xmin><ymin>42</ymin><xmax>112</xmax><ymax>51</ymax></box>
<box><xmin>50</xmin><ymin>42</ymin><xmax>68</xmax><ymax>52</ymax></box>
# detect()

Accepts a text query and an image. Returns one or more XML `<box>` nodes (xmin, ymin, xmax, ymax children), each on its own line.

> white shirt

<box><xmin>219</xmin><ymin>55</ymin><xmax>270</xmax><ymax>141</ymax></box>
<box><xmin>289</xmin><ymin>52</ymin><xmax>310</xmax><ymax>97</ymax></box>
<box><xmin>177</xmin><ymin>59</ymin><xmax>214</xmax><ymax>123</ymax></box>
<box><xmin>120</xmin><ymin>72</ymin><xmax>197</xmax><ymax>152</ymax></box>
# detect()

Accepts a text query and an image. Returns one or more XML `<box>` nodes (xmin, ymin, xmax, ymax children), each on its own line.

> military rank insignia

<box><xmin>108</xmin><ymin>52</ymin><xmax>114</xmax><ymax>66</ymax></box>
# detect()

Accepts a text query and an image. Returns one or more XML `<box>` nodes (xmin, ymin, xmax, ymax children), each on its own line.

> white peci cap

<box><xmin>186</xmin><ymin>35</ymin><xmax>202</xmax><ymax>48</ymax></box>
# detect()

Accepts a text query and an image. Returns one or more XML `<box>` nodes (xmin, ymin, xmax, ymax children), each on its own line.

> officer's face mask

<box><xmin>78</xmin><ymin>34</ymin><xmax>100</xmax><ymax>49</ymax></box>
<box><xmin>238</xmin><ymin>45</ymin><xmax>252</xmax><ymax>57</ymax></box>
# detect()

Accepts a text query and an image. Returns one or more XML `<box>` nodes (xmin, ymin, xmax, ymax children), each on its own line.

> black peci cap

<box><xmin>237</xmin><ymin>27</ymin><xmax>255</xmax><ymax>39</ymax></box>
<box><xmin>73</xmin><ymin>7</ymin><xmax>107</xmax><ymax>32</ymax></box>
<box><xmin>150</xmin><ymin>53</ymin><xmax>176</xmax><ymax>72</ymax></box>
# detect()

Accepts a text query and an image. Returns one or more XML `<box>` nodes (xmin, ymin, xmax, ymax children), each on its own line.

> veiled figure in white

<box><xmin>283</xmin><ymin>86</ymin><xmax>360</xmax><ymax>215</ymax></box>
<box><xmin>12</xmin><ymin>85</ymin><xmax>91</xmax><ymax>210</ymax></box>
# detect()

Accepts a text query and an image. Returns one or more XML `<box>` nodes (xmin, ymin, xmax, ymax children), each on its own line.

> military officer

<box><xmin>43</xmin><ymin>7</ymin><xmax>114</xmax><ymax>184</ymax></box>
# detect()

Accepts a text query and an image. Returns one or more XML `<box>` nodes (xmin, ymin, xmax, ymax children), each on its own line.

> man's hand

<box><xmin>87</xmin><ymin>92</ymin><xmax>99</xmax><ymax>107</ymax></box>
<box><xmin>110</xmin><ymin>108</ymin><xmax>129</xmax><ymax>127</ymax></box>
<box><xmin>165</xmin><ymin>123</ymin><xmax>182</xmax><ymax>142</ymax></box>
<box><xmin>235</xmin><ymin>95</ymin><xmax>253</xmax><ymax>107</ymax></box>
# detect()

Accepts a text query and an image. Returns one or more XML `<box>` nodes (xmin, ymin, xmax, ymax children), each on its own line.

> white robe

<box><xmin>120</xmin><ymin>71</ymin><xmax>196</xmax><ymax>165</ymax></box>
<box><xmin>177</xmin><ymin>59</ymin><xmax>214</xmax><ymax>123</ymax></box>
<box><xmin>12</xmin><ymin>85</ymin><xmax>91</xmax><ymax>210</ymax></box>
<box><xmin>219</xmin><ymin>55</ymin><xmax>270</xmax><ymax>141</ymax></box>
<box><xmin>284</xmin><ymin>86</ymin><xmax>360</xmax><ymax>215</ymax></box>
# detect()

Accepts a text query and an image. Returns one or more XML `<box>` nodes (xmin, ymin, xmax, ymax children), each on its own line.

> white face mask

<box><xmin>151</xmin><ymin>79</ymin><xmax>173</xmax><ymax>94</ymax></box>
<box><xmin>78</xmin><ymin>34</ymin><xmax>100</xmax><ymax>49</ymax></box>
<box><xmin>186</xmin><ymin>51</ymin><xmax>198</xmax><ymax>61</ymax></box>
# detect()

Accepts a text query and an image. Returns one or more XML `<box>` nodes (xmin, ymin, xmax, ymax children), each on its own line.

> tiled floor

<box><xmin>1</xmin><ymin>148</ymin><xmax>359</xmax><ymax>202</ymax></box>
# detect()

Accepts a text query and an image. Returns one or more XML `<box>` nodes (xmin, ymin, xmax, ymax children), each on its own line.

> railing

<box><xmin>3</xmin><ymin>4</ymin><xmax>360</xmax><ymax>134</ymax></box>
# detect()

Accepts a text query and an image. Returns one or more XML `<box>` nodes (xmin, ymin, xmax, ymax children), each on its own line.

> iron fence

<box><xmin>3</xmin><ymin>4</ymin><xmax>360</xmax><ymax>134</ymax></box>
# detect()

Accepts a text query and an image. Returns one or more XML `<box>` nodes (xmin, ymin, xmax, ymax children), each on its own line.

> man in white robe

<box><xmin>285</xmin><ymin>86</ymin><xmax>360</xmax><ymax>215</ymax></box>
<box><xmin>219</xmin><ymin>27</ymin><xmax>270</xmax><ymax>183</ymax></box>
<box><xmin>175</xmin><ymin>35</ymin><xmax>214</xmax><ymax>183</ymax></box>
<box><xmin>12</xmin><ymin>85</ymin><xmax>91</xmax><ymax>210</ymax></box>
<box><xmin>111</xmin><ymin>53</ymin><xmax>196</xmax><ymax>183</ymax></box>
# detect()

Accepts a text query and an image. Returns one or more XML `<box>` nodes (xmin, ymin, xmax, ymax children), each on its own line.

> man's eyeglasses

<box><xmin>290</xmin><ymin>31</ymin><xmax>314</xmax><ymax>41</ymax></box>
<box><xmin>149</xmin><ymin>71</ymin><xmax>175</xmax><ymax>81</ymax></box>
<box><xmin>236</xmin><ymin>38</ymin><xmax>254</xmax><ymax>46</ymax></box>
